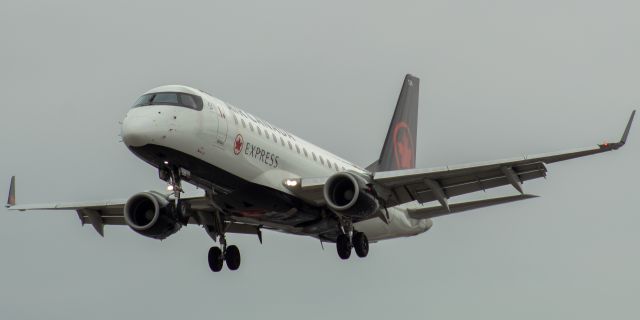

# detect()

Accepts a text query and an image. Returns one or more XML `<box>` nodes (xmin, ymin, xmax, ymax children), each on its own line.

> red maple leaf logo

<box><xmin>393</xmin><ymin>122</ymin><xmax>414</xmax><ymax>169</ymax></box>
<box><xmin>233</xmin><ymin>134</ymin><xmax>244</xmax><ymax>155</ymax></box>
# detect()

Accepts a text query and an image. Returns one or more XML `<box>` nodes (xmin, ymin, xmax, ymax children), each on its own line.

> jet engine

<box><xmin>124</xmin><ymin>191</ymin><xmax>182</xmax><ymax>240</ymax></box>
<box><xmin>323</xmin><ymin>172</ymin><xmax>380</xmax><ymax>218</ymax></box>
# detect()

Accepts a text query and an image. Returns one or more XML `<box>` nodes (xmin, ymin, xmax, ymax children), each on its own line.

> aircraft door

<box><xmin>215</xmin><ymin>102</ymin><xmax>228</xmax><ymax>147</ymax></box>
<box><xmin>202</xmin><ymin>101</ymin><xmax>219</xmax><ymax>147</ymax></box>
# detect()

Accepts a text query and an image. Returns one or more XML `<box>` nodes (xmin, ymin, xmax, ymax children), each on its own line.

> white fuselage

<box><xmin>121</xmin><ymin>85</ymin><xmax>431</xmax><ymax>241</ymax></box>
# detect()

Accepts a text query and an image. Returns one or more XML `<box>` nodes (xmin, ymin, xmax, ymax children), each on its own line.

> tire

<box><xmin>353</xmin><ymin>232</ymin><xmax>369</xmax><ymax>258</ymax></box>
<box><xmin>336</xmin><ymin>234</ymin><xmax>352</xmax><ymax>260</ymax></box>
<box><xmin>208</xmin><ymin>247</ymin><xmax>224</xmax><ymax>272</ymax></box>
<box><xmin>225</xmin><ymin>245</ymin><xmax>241</xmax><ymax>271</ymax></box>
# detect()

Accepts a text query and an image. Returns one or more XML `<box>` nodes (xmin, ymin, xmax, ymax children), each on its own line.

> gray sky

<box><xmin>1</xmin><ymin>0</ymin><xmax>639</xmax><ymax>319</ymax></box>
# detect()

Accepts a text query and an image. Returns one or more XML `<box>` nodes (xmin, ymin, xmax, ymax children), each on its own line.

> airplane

<box><xmin>5</xmin><ymin>75</ymin><xmax>635</xmax><ymax>272</ymax></box>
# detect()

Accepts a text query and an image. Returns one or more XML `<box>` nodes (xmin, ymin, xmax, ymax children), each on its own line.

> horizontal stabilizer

<box><xmin>407</xmin><ymin>194</ymin><xmax>539</xmax><ymax>220</ymax></box>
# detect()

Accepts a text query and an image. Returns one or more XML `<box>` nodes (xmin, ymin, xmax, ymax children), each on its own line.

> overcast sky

<box><xmin>1</xmin><ymin>1</ymin><xmax>639</xmax><ymax>319</ymax></box>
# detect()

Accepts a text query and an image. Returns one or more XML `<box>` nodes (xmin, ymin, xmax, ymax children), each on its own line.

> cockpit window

<box><xmin>152</xmin><ymin>93</ymin><xmax>179</xmax><ymax>105</ymax></box>
<box><xmin>179</xmin><ymin>94</ymin><xmax>199</xmax><ymax>109</ymax></box>
<box><xmin>133</xmin><ymin>94</ymin><xmax>153</xmax><ymax>107</ymax></box>
<box><xmin>132</xmin><ymin>92</ymin><xmax>203</xmax><ymax>110</ymax></box>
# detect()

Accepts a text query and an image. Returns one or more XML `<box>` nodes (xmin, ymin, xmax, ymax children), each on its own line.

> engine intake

<box><xmin>124</xmin><ymin>191</ymin><xmax>182</xmax><ymax>240</ymax></box>
<box><xmin>323</xmin><ymin>172</ymin><xmax>380</xmax><ymax>218</ymax></box>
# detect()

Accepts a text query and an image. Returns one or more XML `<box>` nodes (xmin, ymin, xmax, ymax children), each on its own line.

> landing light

<box><xmin>284</xmin><ymin>179</ymin><xmax>299</xmax><ymax>187</ymax></box>
<box><xmin>167</xmin><ymin>185</ymin><xmax>174</xmax><ymax>191</ymax></box>
<box><xmin>163</xmin><ymin>161</ymin><xmax>169</xmax><ymax>165</ymax></box>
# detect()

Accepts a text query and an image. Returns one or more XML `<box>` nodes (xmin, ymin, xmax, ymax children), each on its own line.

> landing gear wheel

<box><xmin>336</xmin><ymin>234</ymin><xmax>352</xmax><ymax>260</ymax></box>
<box><xmin>208</xmin><ymin>247</ymin><xmax>224</xmax><ymax>272</ymax></box>
<box><xmin>225</xmin><ymin>245</ymin><xmax>241</xmax><ymax>271</ymax></box>
<box><xmin>353</xmin><ymin>232</ymin><xmax>369</xmax><ymax>258</ymax></box>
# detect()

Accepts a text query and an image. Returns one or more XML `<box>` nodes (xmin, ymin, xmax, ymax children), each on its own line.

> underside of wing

<box><xmin>5</xmin><ymin>181</ymin><xmax>263</xmax><ymax>238</ymax></box>
<box><xmin>375</xmin><ymin>160</ymin><xmax>547</xmax><ymax>207</ymax></box>
<box><xmin>374</xmin><ymin>110</ymin><xmax>634</xmax><ymax>208</ymax></box>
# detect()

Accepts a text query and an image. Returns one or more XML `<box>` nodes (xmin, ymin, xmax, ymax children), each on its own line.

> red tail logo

<box><xmin>392</xmin><ymin>122</ymin><xmax>414</xmax><ymax>169</ymax></box>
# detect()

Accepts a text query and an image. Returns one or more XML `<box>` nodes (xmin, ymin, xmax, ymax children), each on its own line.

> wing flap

<box><xmin>407</xmin><ymin>194</ymin><xmax>539</xmax><ymax>220</ymax></box>
<box><xmin>77</xmin><ymin>212</ymin><xmax>126</xmax><ymax>226</ymax></box>
<box><xmin>389</xmin><ymin>162</ymin><xmax>547</xmax><ymax>205</ymax></box>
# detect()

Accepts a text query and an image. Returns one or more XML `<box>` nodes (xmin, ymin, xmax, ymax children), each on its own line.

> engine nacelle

<box><xmin>124</xmin><ymin>191</ymin><xmax>182</xmax><ymax>240</ymax></box>
<box><xmin>323</xmin><ymin>172</ymin><xmax>380</xmax><ymax>218</ymax></box>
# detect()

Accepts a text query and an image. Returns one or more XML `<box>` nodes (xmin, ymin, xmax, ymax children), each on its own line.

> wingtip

<box><xmin>6</xmin><ymin>176</ymin><xmax>16</xmax><ymax>208</ymax></box>
<box><xmin>404</xmin><ymin>73</ymin><xmax>420</xmax><ymax>81</ymax></box>
<box><xmin>618</xmin><ymin>110</ymin><xmax>635</xmax><ymax>145</ymax></box>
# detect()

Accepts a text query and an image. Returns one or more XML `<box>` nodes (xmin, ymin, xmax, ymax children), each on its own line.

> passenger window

<box><xmin>327</xmin><ymin>160</ymin><xmax>332</xmax><ymax>168</ymax></box>
<box><xmin>280</xmin><ymin>137</ymin><xmax>285</xmax><ymax>146</ymax></box>
<box><xmin>249</xmin><ymin>123</ymin><xmax>254</xmax><ymax>131</ymax></box>
<box><xmin>303</xmin><ymin>148</ymin><xmax>308</xmax><ymax>157</ymax></box>
<box><xmin>257</xmin><ymin>127</ymin><xmax>262</xmax><ymax>135</ymax></box>
<box><xmin>319</xmin><ymin>155</ymin><xmax>324</xmax><ymax>165</ymax></box>
<box><xmin>232</xmin><ymin>114</ymin><xmax>238</xmax><ymax>124</ymax></box>
<box><xmin>296</xmin><ymin>145</ymin><xmax>300</xmax><ymax>154</ymax></box>
<box><xmin>265</xmin><ymin>130</ymin><xmax>269</xmax><ymax>139</ymax></box>
<box><xmin>312</xmin><ymin>152</ymin><xmax>317</xmax><ymax>161</ymax></box>
<box><xmin>272</xmin><ymin>134</ymin><xmax>278</xmax><ymax>143</ymax></box>
<box><xmin>241</xmin><ymin>119</ymin><xmax>246</xmax><ymax>128</ymax></box>
<box><xmin>288</xmin><ymin>141</ymin><xmax>293</xmax><ymax>150</ymax></box>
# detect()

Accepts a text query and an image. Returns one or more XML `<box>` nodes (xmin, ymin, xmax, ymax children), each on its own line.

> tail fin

<box><xmin>367</xmin><ymin>74</ymin><xmax>419</xmax><ymax>172</ymax></box>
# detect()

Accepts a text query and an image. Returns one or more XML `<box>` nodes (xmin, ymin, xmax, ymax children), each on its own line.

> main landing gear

<box><xmin>335</xmin><ymin>218</ymin><xmax>369</xmax><ymax>260</ymax></box>
<box><xmin>208</xmin><ymin>234</ymin><xmax>241</xmax><ymax>272</ymax></box>
<box><xmin>205</xmin><ymin>210</ymin><xmax>241</xmax><ymax>273</ymax></box>
<box><xmin>336</xmin><ymin>231</ymin><xmax>369</xmax><ymax>259</ymax></box>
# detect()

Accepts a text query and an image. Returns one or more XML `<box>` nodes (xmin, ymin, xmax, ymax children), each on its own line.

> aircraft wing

<box><xmin>291</xmin><ymin>111</ymin><xmax>634</xmax><ymax>210</ymax></box>
<box><xmin>9</xmin><ymin>199</ymin><xmax>128</xmax><ymax>234</ymax></box>
<box><xmin>6</xmin><ymin>187</ymin><xmax>259</xmax><ymax>237</ymax></box>
<box><xmin>373</xmin><ymin>111</ymin><xmax>634</xmax><ymax>208</ymax></box>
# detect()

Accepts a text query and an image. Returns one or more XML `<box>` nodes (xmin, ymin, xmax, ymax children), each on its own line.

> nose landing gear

<box><xmin>159</xmin><ymin>166</ymin><xmax>184</xmax><ymax>200</ymax></box>
<box><xmin>160</xmin><ymin>166</ymin><xmax>191</xmax><ymax>224</ymax></box>
<box><xmin>159</xmin><ymin>165</ymin><xmax>242</xmax><ymax>272</ymax></box>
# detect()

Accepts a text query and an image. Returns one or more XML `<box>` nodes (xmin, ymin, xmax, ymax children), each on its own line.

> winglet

<box><xmin>6</xmin><ymin>176</ymin><xmax>16</xmax><ymax>208</ymax></box>
<box><xmin>619</xmin><ymin>110</ymin><xmax>635</xmax><ymax>145</ymax></box>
